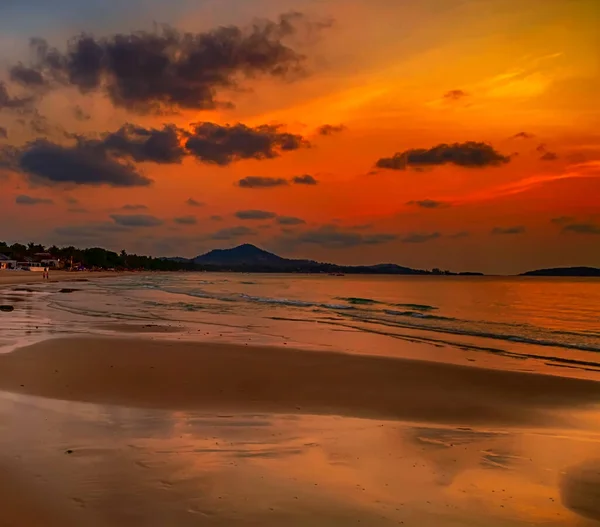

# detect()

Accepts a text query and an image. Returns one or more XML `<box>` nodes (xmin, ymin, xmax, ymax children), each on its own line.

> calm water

<box><xmin>2</xmin><ymin>273</ymin><xmax>599</xmax><ymax>374</ymax></box>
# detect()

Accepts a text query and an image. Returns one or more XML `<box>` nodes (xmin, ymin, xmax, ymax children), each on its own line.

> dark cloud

<box><xmin>295</xmin><ymin>225</ymin><xmax>397</xmax><ymax>249</ymax></box>
<box><xmin>186</xmin><ymin>198</ymin><xmax>204</xmax><ymax>207</ymax></box>
<box><xmin>540</xmin><ymin>151</ymin><xmax>558</xmax><ymax>161</ymax></box>
<box><xmin>491</xmin><ymin>226</ymin><xmax>525</xmax><ymax>235</ymax></box>
<box><xmin>122</xmin><ymin>204</ymin><xmax>148</xmax><ymax>210</ymax></box>
<box><xmin>292</xmin><ymin>174</ymin><xmax>318</xmax><ymax>185</ymax></box>
<box><xmin>376</xmin><ymin>142</ymin><xmax>510</xmax><ymax>170</ymax></box>
<box><xmin>443</xmin><ymin>89</ymin><xmax>468</xmax><ymax>101</ymax></box>
<box><xmin>98</xmin><ymin>123</ymin><xmax>186</xmax><ymax>164</ymax></box>
<box><xmin>317</xmin><ymin>124</ymin><xmax>346</xmax><ymax>136</ymax></box>
<box><xmin>20</xmin><ymin>13</ymin><xmax>318</xmax><ymax>113</ymax></box>
<box><xmin>15</xmin><ymin>194</ymin><xmax>54</xmax><ymax>205</ymax></box>
<box><xmin>0</xmin><ymin>127</ymin><xmax>7</xmax><ymax>139</ymax></box>
<box><xmin>110</xmin><ymin>214</ymin><xmax>164</xmax><ymax>227</ymax></box>
<box><xmin>277</xmin><ymin>216</ymin><xmax>306</xmax><ymax>225</ymax></box>
<box><xmin>13</xmin><ymin>139</ymin><xmax>152</xmax><ymax>186</ymax></box>
<box><xmin>10</xmin><ymin>63</ymin><xmax>46</xmax><ymax>86</ymax></box>
<box><xmin>185</xmin><ymin>122</ymin><xmax>308</xmax><ymax>165</ymax></box>
<box><xmin>401</xmin><ymin>232</ymin><xmax>441</xmax><ymax>243</ymax></box>
<box><xmin>551</xmin><ymin>216</ymin><xmax>575</xmax><ymax>225</ymax></box>
<box><xmin>210</xmin><ymin>226</ymin><xmax>257</xmax><ymax>240</ymax></box>
<box><xmin>237</xmin><ymin>176</ymin><xmax>289</xmax><ymax>188</ymax></box>
<box><xmin>562</xmin><ymin>222</ymin><xmax>600</xmax><ymax>235</ymax></box>
<box><xmin>407</xmin><ymin>199</ymin><xmax>449</xmax><ymax>209</ymax></box>
<box><xmin>210</xmin><ymin>215</ymin><xmax>223</xmax><ymax>221</ymax></box>
<box><xmin>174</xmin><ymin>215</ymin><xmax>197</xmax><ymax>225</ymax></box>
<box><xmin>235</xmin><ymin>209</ymin><xmax>277</xmax><ymax>220</ymax></box>
<box><xmin>0</xmin><ymin>81</ymin><xmax>33</xmax><ymax>110</ymax></box>
<box><xmin>512</xmin><ymin>132</ymin><xmax>535</xmax><ymax>139</ymax></box>
<box><xmin>65</xmin><ymin>196</ymin><xmax>79</xmax><ymax>205</ymax></box>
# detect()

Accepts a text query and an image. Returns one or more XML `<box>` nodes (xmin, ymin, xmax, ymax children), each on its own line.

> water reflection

<box><xmin>1</xmin><ymin>392</ymin><xmax>599</xmax><ymax>526</ymax></box>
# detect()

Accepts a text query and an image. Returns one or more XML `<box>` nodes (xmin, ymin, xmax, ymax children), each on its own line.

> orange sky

<box><xmin>0</xmin><ymin>0</ymin><xmax>598</xmax><ymax>273</ymax></box>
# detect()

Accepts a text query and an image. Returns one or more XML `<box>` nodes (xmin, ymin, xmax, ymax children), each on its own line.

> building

<box><xmin>0</xmin><ymin>254</ymin><xmax>17</xmax><ymax>270</ymax></box>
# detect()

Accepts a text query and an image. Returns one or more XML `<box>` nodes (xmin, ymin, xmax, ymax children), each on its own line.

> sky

<box><xmin>0</xmin><ymin>0</ymin><xmax>598</xmax><ymax>274</ymax></box>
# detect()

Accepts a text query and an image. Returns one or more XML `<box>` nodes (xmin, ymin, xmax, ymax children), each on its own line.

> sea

<box><xmin>1</xmin><ymin>273</ymin><xmax>599</xmax><ymax>377</ymax></box>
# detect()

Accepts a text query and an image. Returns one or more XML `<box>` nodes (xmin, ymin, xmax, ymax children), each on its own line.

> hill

<box><xmin>521</xmin><ymin>266</ymin><xmax>600</xmax><ymax>277</ymax></box>
<box><xmin>190</xmin><ymin>244</ymin><xmax>481</xmax><ymax>275</ymax></box>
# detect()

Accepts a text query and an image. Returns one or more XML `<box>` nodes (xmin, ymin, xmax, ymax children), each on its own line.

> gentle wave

<box><xmin>115</xmin><ymin>281</ymin><xmax>600</xmax><ymax>355</ymax></box>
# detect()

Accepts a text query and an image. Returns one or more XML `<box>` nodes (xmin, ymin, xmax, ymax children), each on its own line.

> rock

<box><xmin>0</xmin><ymin>305</ymin><xmax>14</xmax><ymax>312</ymax></box>
<box><xmin>58</xmin><ymin>288</ymin><xmax>79</xmax><ymax>293</ymax></box>
<box><xmin>65</xmin><ymin>450</ymin><xmax>74</xmax><ymax>455</ymax></box>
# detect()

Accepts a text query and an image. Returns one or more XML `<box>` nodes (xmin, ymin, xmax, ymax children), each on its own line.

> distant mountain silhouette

<box><xmin>189</xmin><ymin>244</ymin><xmax>483</xmax><ymax>275</ymax></box>
<box><xmin>521</xmin><ymin>266</ymin><xmax>600</xmax><ymax>277</ymax></box>
<box><xmin>194</xmin><ymin>244</ymin><xmax>291</xmax><ymax>266</ymax></box>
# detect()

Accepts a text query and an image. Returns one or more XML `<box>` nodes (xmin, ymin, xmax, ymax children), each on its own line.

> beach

<box><xmin>1</xmin><ymin>273</ymin><xmax>600</xmax><ymax>525</ymax></box>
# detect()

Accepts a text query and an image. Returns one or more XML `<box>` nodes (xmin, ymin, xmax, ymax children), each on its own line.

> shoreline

<box><xmin>0</xmin><ymin>270</ymin><xmax>144</xmax><ymax>288</ymax></box>
<box><xmin>2</xmin><ymin>336</ymin><xmax>600</xmax><ymax>427</ymax></box>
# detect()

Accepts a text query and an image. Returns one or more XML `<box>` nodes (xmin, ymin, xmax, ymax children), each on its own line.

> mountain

<box><xmin>194</xmin><ymin>244</ymin><xmax>291</xmax><ymax>266</ymax></box>
<box><xmin>521</xmin><ymin>266</ymin><xmax>600</xmax><ymax>277</ymax></box>
<box><xmin>189</xmin><ymin>244</ymin><xmax>482</xmax><ymax>275</ymax></box>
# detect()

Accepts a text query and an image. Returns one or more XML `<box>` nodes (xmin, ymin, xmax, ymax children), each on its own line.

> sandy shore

<box><xmin>0</xmin><ymin>270</ymin><xmax>134</xmax><ymax>287</ymax></box>
<box><xmin>2</xmin><ymin>336</ymin><xmax>600</xmax><ymax>426</ymax></box>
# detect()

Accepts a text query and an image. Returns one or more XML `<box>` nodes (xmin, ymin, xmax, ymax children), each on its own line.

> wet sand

<box><xmin>0</xmin><ymin>270</ymin><xmax>128</xmax><ymax>287</ymax></box>
<box><xmin>1</xmin><ymin>337</ymin><xmax>600</xmax><ymax>526</ymax></box>
<box><xmin>2</xmin><ymin>337</ymin><xmax>600</xmax><ymax>426</ymax></box>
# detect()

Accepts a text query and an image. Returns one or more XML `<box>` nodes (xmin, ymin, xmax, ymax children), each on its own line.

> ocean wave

<box><xmin>384</xmin><ymin>309</ymin><xmax>449</xmax><ymax>320</ymax></box>
<box><xmin>337</xmin><ymin>297</ymin><xmax>382</xmax><ymax>305</ymax></box>
<box><xmin>394</xmin><ymin>303</ymin><xmax>438</xmax><ymax>311</ymax></box>
<box><xmin>239</xmin><ymin>294</ymin><xmax>354</xmax><ymax>310</ymax></box>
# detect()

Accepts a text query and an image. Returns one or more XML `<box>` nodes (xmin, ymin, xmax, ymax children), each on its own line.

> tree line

<box><xmin>0</xmin><ymin>242</ymin><xmax>193</xmax><ymax>271</ymax></box>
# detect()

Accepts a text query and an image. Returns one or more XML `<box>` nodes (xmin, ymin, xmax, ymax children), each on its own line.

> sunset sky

<box><xmin>0</xmin><ymin>0</ymin><xmax>598</xmax><ymax>274</ymax></box>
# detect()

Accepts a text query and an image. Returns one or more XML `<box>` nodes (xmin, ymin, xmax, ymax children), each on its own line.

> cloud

<box><xmin>210</xmin><ymin>215</ymin><xmax>223</xmax><ymax>221</ymax></box>
<box><xmin>277</xmin><ymin>216</ymin><xmax>306</xmax><ymax>225</ymax></box>
<box><xmin>122</xmin><ymin>204</ymin><xmax>148</xmax><ymax>211</ymax></box>
<box><xmin>210</xmin><ymin>226</ymin><xmax>257</xmax><ymax>240</ymax></box>
<box><xmin>294</xmin><ymin>225</ymin><xmax>397</xmax><ymax>249</ymax></box>
<box><xmin>401</xmin><ymin>232</ymin><xmax>441</xmax><ymax>243</ymax></box>
<box><xmin>13</xmin><ymin>139</ymin><xmax>152</xmax><ymax>187</ymax></box>
<box><xmin>562</xmin><ymin>222</ymin><xmax>600</xmax><ymax>235</ymax></box>
<box><xmin>540</xmin><ymin>151</ymin><xmax>558</xmax><ymax>161</ymax></box>
<box><xmin>174</xmin><ymin>215</ymin><xmax>197</xmax><ymax>225</ymax></box>
<box><xmin>73</xmin><ymin>105</ymin><xmax>91</xmax><ymax>121</ymax></box>
<box><xmin>0</xmin><ymin>81</ymin><xmax>33</xmax><ymax>110</ymax></box>
<box><xmin>97</xmin><ymin>124</ymin><xmax>186</xmax><ymax>164</ymax></box>
<box><xmin>512</xmin><ymin>132</ymin><xmax>535</xmax><ymax>139</ymax></box>
<box><xmin>19</xmin><ymin>13</ymin><xmax>319</xmax><ymax>113</ymax></box>
<box><xmin>0</xmin><ymin>127</ymin><xmax>7</xmax><ymax>139</ymax></box>
<box><xmin>185</xmin><ymin>122</ymin><xmax>308</xmax><ymax>165</ymax></box>
<box><xmin>67</xmin><ymin>207</ymin><xmax>88</xmax><ymax>213</ymax></box>
<box><xmin>10</xmin><ymin>64</ymin><xmax>46</xmax><ymax>86</ymax></box>
<box><xmin>110</xmin><ymin>214</ymin><xmax>164</xmax><ymax>227</ymax></box>
<box><xmin>376</xmin><ymin>142</ymin><xmax>510</xmax><ymax>170</ymax></box>
<box><xmin>317</xmin><ymin>124</ymin><xmax>346</xmax><ymax>136</ymax></box>
<box><xmin>491</xmin><ymin>226</ymin><xmax>526</xmax><ymax>235</ymax></box>
<box><xmin>15</xmin><ymin>194</ymin><xmax>53</xmax><ymax>205</ymax></box>
<box><xmin>407</xmin><ymin>199</ymin><xmax>449</xmax><ymax>209</ymax></box>
<box><xmin>186</xmin><ymin>198</ymin><xmax>204</xmax><ymax>207</ymax></box>
<box><xmin>292</xmin><ymin>174</ymin><xmax>318</xmax><ymax>185</ymax></box>
<box><xmin>237</xmin><ymin>176</ymin><xmax>289</xmax><ymax>188</ymax></box>
<box><xmin>235</xmin><ymin>210</ymin><xmax>277</xmax><ymax>220</ymax></box>
<box><xmin>443</xmin><ymin>89</ymin><xmax>468</xmax><ymax>101</ymax></box>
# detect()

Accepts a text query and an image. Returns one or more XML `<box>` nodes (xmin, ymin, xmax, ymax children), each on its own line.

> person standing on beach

<box><xmin>43</xmin><ymin>267</ymin><xmax>48</xmax><ymax>280</ymax></box>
